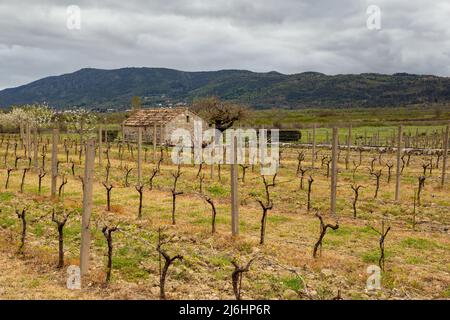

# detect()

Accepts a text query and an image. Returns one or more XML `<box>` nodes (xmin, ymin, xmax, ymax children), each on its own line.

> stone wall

<box><xmin>123</xmin><ymin>110</ymin><xmax>209</xmax><ymax>145</ymax></box>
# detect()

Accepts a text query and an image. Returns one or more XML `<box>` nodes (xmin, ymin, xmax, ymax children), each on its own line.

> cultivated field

<box><xmin>0</xmin><ymin>124</ymin><xmax>449</xmax><ymax>300</ymax></box>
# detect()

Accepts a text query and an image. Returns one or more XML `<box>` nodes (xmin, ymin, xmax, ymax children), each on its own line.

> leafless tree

<box><xmin>256</xmin><ymin>174</ymin><xmax>276</xmax><ymax>245</ymax></box>
<box><xmin>307</xmin><ymin>175</ymin><xmax>314</xmax><ymax>212</ymax></box>
<box><xmin>14</xmin><ymin>155</ymin><xmax>21</xmax><ymax>169</ymax></box>
<box><xmin>202</xmin><ymin>194</ymin><xmax>217</xmax><ymax>234</ymax></box>
<box><xmin>196</xmin><ymin>161</ymin><xmax>203</xmax><ymax>178</ymax></box>
<box><xmin>190</xmin><ymin>96</ymin><xmax>249</xmax><ymax>131</ymax></box>
<box><xmin>102</xmin><ymin>225</ymin><xmax>119</xmax><ymax>285</ymax></box>
<box><xmin>171</xmin><ymin>165</ymin><xmax>183</xmax><ymax>225</ymax></box>
<box><xmin>19</xmin><ymin>167</ymin><xmax>29</xmax><ymax>193</ymax></box>
<box><xmin>58</xmin><ymin>175</ymin><xmax>68</xmax><ymax>198</ymax></box>
<box><xmin>156</xmin><ymin>229</ymin><xmax>183</xmax><ymax>300</ymax></box>
<box><xmin>239</xmin><ymin>164</ymin><xmax>249</xmax><ymax>183</ymax></box>
<box><xmin>38</xmin><ymin>169</ymin><xmax>46</xmax><ymax>194</ymax></box>
<box><xmin>51</xmin><ymin>208</ymin><xmax>71</xmax><ymax>268</ymax></box>
<box><xmin>148</xmin><ymin>167</ymin><xmax>158</xmax><ymax>190</ymax></box>
<box><xmin>296</xmin><ymin>151</ymin><xmax>305</xmax><ymax>175</ymax></box>
<box><xmin>102</xmin><ymin>182</ymin><xmax>114</xmax><ymax>211</ymax></box>
<box><xmin>135</xmin><ymin>184</ymin><xmax>144</xmax><ymax>219</ymax></box>
<box><xmin>124</xmin><ymin>165</ymin><xmax>133</xmax><ymax>187</ymax></box>
<box><xmin>298</xmin><ymin>167</ymin><xmax>308</xmax><ymax>190</ymax></box>
<box><xmin>385</xmin><ymin>161</ymin><xmax>394</xmax><ymax>183</ymax></box>
<box><xmin>369</xmin><ymin>220</ymin><xmax>391</xmax><ymax>271</ymax></box>
<box><xmin>435</xmin><ymin>151</ymin><xmax>442</xmax><ymax>169</ymax></box>
<box><xmin>351</xmin><ymin>184</ymin><xmax>364</xmax><ymax>218</ymax></box>
<box><xmin>5</xmin><ymin>168</ymin><xmax>14</xmax><ymax>190</ymax></box>
<box><xmin>369</xmin><ymin>168</ymin><xmax>382</xmax><ymax>199</ymax></box>
<box><xmin>313</xmin><ymin>211</ymin><xmax>339</xmax><ymax>258</ymax></box>
<box><xmin>401</xmin><ymin>153</ymin><xmax>407</xmax><ymax>173</ymax></box>
<box><xmin>156</xmin><ymin>149</ymin><xmax>164</xmax><ymax>172</ymax></box>
<box><xmin>70</xmin><ymin>159</ymin><xmax>76</xmax><ymax>176</ymax></box>
<box><xmin>15</xmin><ymin>208</ymin><xmax>27</xmax><ymax>253</ymax></box>
<box><xmin>417</xmin><ymin>175</ymin><xmax>426</xmax><ymax>206</ymax></box>
<box><xmin>231</xmin><ymin>257</ymin><xmax>257</xmax><ymax>300</ymax></box>
<box><xmin>421</xmin><ymin>160</ymin><xmax>431</xmax><ymax>176</ymax></box>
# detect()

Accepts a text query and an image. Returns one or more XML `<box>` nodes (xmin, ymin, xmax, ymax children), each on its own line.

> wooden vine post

<box><xmin>395</xmin><ymin>126</ymin><xmax>403</xmax><ymax>201</ymax></box>
<box><xmin>441</xmin><ymin>124</ymin><xmax>449</xmax><ymax>187</ymax></box>
<box><xmin>137</xmin><ymin>127</ymin><xmax>142</xmax><ymax>185</ymax></box>
<box><xmin>51</xmin><ymin>128</ymin><xmax>59</xmax><ymax>197</ymax></box>
<box><xmin>346</xmin><ymin>125</ymin><xmax>352</xmax><ymax>170</ymax></box>
<box><xmin>26</xmin><ymin>122</ymin><xmax>31</xmax><ymax>157</ymax></box>
<box><xmin>230</xmin><ymin>134</ymin><xmax>239</xmax><ymax>236</ymax></box>
<box><xmin>33</xmin><ymin>126</ymin><xmax>38</xmax><ymax>171</ymax></box>
<box><xmin>312</xmin><ymin>124</ymin><xmax>316</xmax><ymax>169</ymax></box>
<box><xmin>80</xmin><ymin>139</ymin><xmax>95</xmax><ymax>278</ymax></box>
<box><xmin>210</xmin><ymin>125</ymin><xmax>215</xmax><ymax>180</ymax></box>
<box><xmin>98</xmin><ymin>125</ymin><xmax>102</xmax><ymax>166</ymax></box>
<box><xmin>153</xmin><ymin>123</ymin><xmax>157</xmax><ymax>163</ymax></box>
<box><xmin>19</xmin><ymin>122</ymin><xmax>24</xmax><ymax>148</ymax></box>
<box><xmin>330</xmin><ymin>127</ymin><xmax>338</xmax><ymax>215</ymax></box>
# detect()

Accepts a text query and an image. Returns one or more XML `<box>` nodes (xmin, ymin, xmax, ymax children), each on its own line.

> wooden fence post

<box><xmin>230</xmin><ymin>134</ymin><xmax>239</xmax><ymax>236</ymax></box>
<box><xmin>26</xmin><ymin>122</ymin><xmax>31</xmax><ymax>157</ymax></box>
<box><xmin>441</xmin><ymin>124</ymin><xmax>449</xmax><ymax>187</ymax></box>
<box><xmin>153</xmin><ymin>123</ymin><xmax>157</xmax><ymax>162</ymax></box>
<box><xmin>210</xmin><ymin>125</ymin><xmax>215</xmax><ymax>180</ymax></box>
<box><xmin>51</xmin><ymin>128</ymin><xmax>59</xmax><ymax>197</ymax></box>
<box><xmin>33</xmin><ymin>126</ymin><xmax>38</xmax><ymax>171</ymax></box>
<box><xmin>330</xmin><ymin>127</ymin><xmax>338</xmax><ymax>215</ymax></box>
<box><xmin>346</xmin><ymin>125</ymin><xmax>351</xmax><ymax>170</ymax></box>
<box><xmin>137</xmin><ymin>127</ymin><xmax>142</xmax><ymax>186</ymax></box>
<box><xmin>80</xmin><ymin>139</ymin><xmax>95</xmax><ymax>278</ymax></box>
<box><xmin>98</xmin><ymin>125</ymin><xmax>102</xmax><ymax>166</ymax></box>
<box><xmin>312</xmin><ymin>124</ymin><xmax>316</xmax><ymax>169</ymax></box>
<box><xmin>395</xmin><ymin>126</ymin><xmax>403</xmax><ymax>201</ymax></box>
<box><xmin>19</xmin><ymin>122</ymin><xmax>24</xmax><ymax>149</ymax></box>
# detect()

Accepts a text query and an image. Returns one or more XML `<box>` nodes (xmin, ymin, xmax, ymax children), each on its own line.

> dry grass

<box><xmin>0</xmin><ymin>134</ymin><xmax>448</xmax><ymax>300</ymax></box>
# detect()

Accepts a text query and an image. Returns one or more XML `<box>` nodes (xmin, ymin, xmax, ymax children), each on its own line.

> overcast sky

<box><xmin>0</xmin><ymin>0</ymin><xmax>449</xmax><ymax>90</ymax></box>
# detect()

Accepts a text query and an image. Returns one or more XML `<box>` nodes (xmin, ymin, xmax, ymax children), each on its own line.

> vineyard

<box><xmin>0</xmin><ymin>121</ymin><xmax>449</xmax><ymax>300</ymax></box>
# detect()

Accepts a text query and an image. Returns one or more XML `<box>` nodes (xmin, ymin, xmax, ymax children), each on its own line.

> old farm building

<box><xmin>122</xmin><ymin>107</ymin><xmax>208</xmax><ymax>144</ymax></box>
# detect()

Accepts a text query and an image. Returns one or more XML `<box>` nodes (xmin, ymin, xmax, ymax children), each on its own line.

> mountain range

<box><xmin>1</xmin><ymin>67</ymin><xmax>449</xmax><ymax>110</ymax></box>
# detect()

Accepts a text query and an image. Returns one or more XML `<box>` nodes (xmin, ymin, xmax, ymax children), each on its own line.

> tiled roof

<box><xmin>123</xmin><ymin>107</ymin><xmax>189</xmax><ymax>126</ymax></box>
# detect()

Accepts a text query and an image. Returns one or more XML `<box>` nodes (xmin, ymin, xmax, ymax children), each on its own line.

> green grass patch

<box><xmin>400</xmin><ymin>238</ymin><xmax>439</xmax><ymax>250</ymax></box>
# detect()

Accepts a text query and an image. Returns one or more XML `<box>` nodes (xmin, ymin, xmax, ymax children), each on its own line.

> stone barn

<box><xmin>122</xmin><ymin>107</ymin><xmax>208</xmax><ymax>145</ymax></box>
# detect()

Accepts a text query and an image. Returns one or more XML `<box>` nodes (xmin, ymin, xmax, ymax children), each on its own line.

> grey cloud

<box><xmin>0</xmin><ymin>0</ymin><xmax>449</xmax><ymax>90</ymax></box>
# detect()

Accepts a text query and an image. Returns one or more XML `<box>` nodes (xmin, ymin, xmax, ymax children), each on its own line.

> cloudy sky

<box><xmin>0</xmin><ymin>0</ymin><xmax>449</xmax><ymax>90</ymax></box>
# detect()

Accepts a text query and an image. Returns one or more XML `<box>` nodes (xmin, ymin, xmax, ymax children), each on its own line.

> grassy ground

<box><xmin>248</xmin><ymin>105</ymin><xmax>450</xmax><ymax>128</ymax></box>
<box><xmin>93</xmin><ymin>105</ymin><xmax>450</xmax><ymax>132</ymax></box>
<box><xmin>0</xmin><ymin>132</ymin><xmax>448</xmax><ymax>300</ymax></box>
